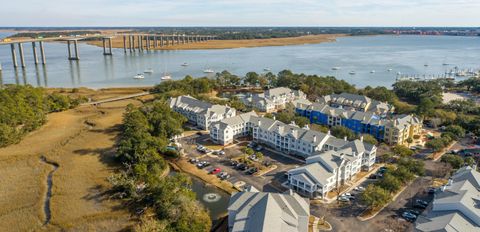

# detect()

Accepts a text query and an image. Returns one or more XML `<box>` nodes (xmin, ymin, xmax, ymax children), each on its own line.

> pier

<box><xmin>0</xmin><ymin>33</ymin><xmax>216</xmax><ymax>68</ymax></box>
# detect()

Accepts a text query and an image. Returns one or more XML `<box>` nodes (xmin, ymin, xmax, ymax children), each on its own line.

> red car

<box><xmin>210</xmin><ymin>168</ymin><xmax>221</xmax><ymax>174</ymax></box>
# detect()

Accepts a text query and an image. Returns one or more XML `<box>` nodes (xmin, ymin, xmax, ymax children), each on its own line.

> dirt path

<box><xmin>0</xmin><ymin>89</ymin><xmax>148</xmax><ymax>231</ymax></box>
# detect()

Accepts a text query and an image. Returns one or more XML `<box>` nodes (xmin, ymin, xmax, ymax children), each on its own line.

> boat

<box><xmin>424</xmin><ymin>64</ymin><xmax>429</xmax><ymax>67</ymax></box>
<box><xmin>397</xmin><ymin>72</ymin><xmax>402</xmax><ymax>75</ymax></box>
<box><xmin>332</xmin><ymin>67</ymin><xmax>341</xmax><ymax>70</ymax></box>
<box><xmin>181</xmin><ymin>63</ymin><xmax>189</xmax><ymax>67</ymax></box>
<box><xmin>349</xmin><ymin>71</ymin><xmax>356</xmax><ymax>75</ymax></box>
<box><xmin>442</xmin><ymin>63</ymin><xmax>450</xmax><ymax>66</ymax></box>
<box><xmin>370</xmin><ymin>70</ymin><xmax>376</xmax><ymax>73</ymax></box>
<box><xmin>203</xmin><ymin>68</ymin><xmax>215</xmax><ymax>74</ymax></box>
<box><xmin>387</xmin><ymin>68</ymin><xmax>393</xmax><ymax>72</ymax></box>
<box><xmin>161</xmin><ymin>74</ymin><xmax>172</xmax><ymax>80</ymax></box>
<box><xmin>263</xmin><ymin>68</ymin><xmax>272</xmax><ymax>72</ymax></box>
<box><xmin>133</xmin><ymin>74</ymin><xmax>144</xmax><ymax>79</ymax></box>
<box><xmin>144</xmin><ymin>68</ymin><xmax>154</xmax><ymax>74</ymax></box>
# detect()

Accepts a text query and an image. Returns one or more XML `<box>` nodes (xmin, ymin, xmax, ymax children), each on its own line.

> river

<box><xmin>1</xmin><ymin>32</ymin><xmax>479</xmax><ymax>88</ymax></box>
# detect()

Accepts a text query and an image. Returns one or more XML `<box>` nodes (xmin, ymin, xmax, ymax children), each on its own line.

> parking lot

<box><xmin>178</xmin><ymin>134</ymin><xmax>303</xmax><ymax>192</ymax></box>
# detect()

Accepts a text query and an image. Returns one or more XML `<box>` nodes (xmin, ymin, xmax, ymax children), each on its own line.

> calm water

<box><xmin>0</xmin><ymin>32</ymin><xmax>479</xmax><ymax>88</ymax></box>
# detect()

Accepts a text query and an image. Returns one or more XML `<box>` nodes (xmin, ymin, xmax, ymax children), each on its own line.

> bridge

<box><xmin>0</xmin><ymin>33</ymin><xmax>216</xmax><ymax>69</ymax></box>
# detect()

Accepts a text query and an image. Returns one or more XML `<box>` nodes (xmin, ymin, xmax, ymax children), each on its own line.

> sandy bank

<box><xmin>86</xmin><ymin>34</ymin><xmax>346</xmax><ymax>50</ymax></box>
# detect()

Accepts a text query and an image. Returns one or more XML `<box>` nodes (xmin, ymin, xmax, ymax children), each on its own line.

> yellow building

<box><xmin>383</xmin><ymin>115</ymin><xmax>422</xmax><ymax>146</ymax></box>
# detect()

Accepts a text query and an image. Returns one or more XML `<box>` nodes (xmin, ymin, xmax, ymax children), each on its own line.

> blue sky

<box><xmin>1</xmin><ymin>0</ymin><xmax>479</xmax><ymax>27</ymax></box>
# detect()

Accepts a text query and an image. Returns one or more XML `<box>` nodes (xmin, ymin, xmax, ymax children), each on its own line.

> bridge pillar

<box><xmin>39</xmin><ymin>41</ymin><xmax>46</xmax><ymax>65</ymax></box>
<box><xmin>176</xmin><ymin>35</ymin><xmax>180</xmax><ymax>45</ymax></box>
<box><xmin>137</xmin><ymin>35</ymin><xmax>141</xmax><ymax>51</ymax></box>
<box><xmin>160</xmin><ymin>36</ymin><xmax>163</xmax><ymax>47</ymax></box>
<box><xmin>18</xmin><ymin>43</ymin><xmax>26</xmax><ymax>68</ymax></box>
<box><xmin>146</xmin><ymin>36</ymin><xmax>150</xmax><ymax>50</ymax></box>
<box><xmin>154</xmin><ymin>36</ymin><xmax>157</xmax><ymax>48</ymax></box>
<box><xmin>32</xmin><ymin>42</ymin><xmax>38</xmax><ymax>65</ymax></box>
<box><xmin>131</xmin><ymin>36</ymin><xmax>135</xmax><ymax>51</ymax></box>
<box><xmin>171</xmin><ymin>36</ymin><xmax>174</xmax><ymax>46</ymax></box>
<box><xmin>123</xmin><ymin>35</ymin><xmax>127</xmax><ymax>53</ymax></box>
<box><xmin>67</xmin><ymin>40</ymin><xmax>79</xmax><ymax>60</ymax></box>
<box><xmin>128</xmin><ymin>36</ymin><xmax>132</xmax><ymax>52</ymax></box>
<box><xmin>10</xmin><ymin>44</ymin><xmax>17</xmax><ymax>68</ymax></box>
<box><xmin>102</xmin><ymin>38</ymin><xmax>112</xmax><ymax>55</ymax></box>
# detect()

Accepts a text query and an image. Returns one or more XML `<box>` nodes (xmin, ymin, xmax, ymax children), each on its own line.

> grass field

<box><xmin>86</xmin><ymin>34</ymin><xmax>346</xmax><ymax>50</ymax></box>
<box><xmin>0</xmin><ymin>88</ymin><xmax>149</xmax><ymax>231</ymax></box>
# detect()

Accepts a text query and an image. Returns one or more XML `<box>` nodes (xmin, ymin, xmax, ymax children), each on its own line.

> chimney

<box><xmin>258</xmin><ymin>120</ymin><xmax>261</xmax><ymax>126</ymax></box>
<box><xmin>360</xmin><ymin>136</ymin><xmax>364</xmax><ymax>142</ymax></box>
<box><xmin>327</xmin><ymin>130</ymin><xmax>331</xmax><ymax>135</ymax></box>
<box><xmin>313</xmin><ymin>135</ymin><xmax>317</xmax><ymax>142</ymax></box>
<box><xmin>344</xmin><ymin>136</ymin><xmax>347</xmax><ymax>141</ymax></box>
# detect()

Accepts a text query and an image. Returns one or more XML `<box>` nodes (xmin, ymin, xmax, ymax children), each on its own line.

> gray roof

<box><xmin>169</xmin><ymin>95</ymin><xmax>235</xmax><ymax>118</ymax></box>
<box><xmin>211</xmin><ymin>111</ymin><xmax>258</xmax><ymax>130</ymax></box>
<box><xmin>289</xmin><ymin>163</ymin><xmax>334</xmax><ymax>186</ymax></box>
<box><xmin>317</xmin><ymin>93</ymin><xmax>394</xmax><ymax>113</ymax></box>
<box><xmin>416</xmin><ymin>166</ymin><xmax>480</xmax><ymax>231</ymax></box>
<box><xmin>228</xmin><ymin>187</ymin><xmax>310</xmax><ymax>232</ymax></box>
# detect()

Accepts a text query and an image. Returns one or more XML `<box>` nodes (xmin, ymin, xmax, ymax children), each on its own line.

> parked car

<box><xmin>210</xmin><ymin>168</ymin><xmax>221</xmax><ymax>174</ymax></box>
<box><xmin>338</xmin><ymin>196</ymin><xmax>350</xmax><ymax>202</ymax></box>
<box><xmin>197</xmin><ymin>161</ymin><xmax>210</xmax><ymax>169</ymax></box>
<box><xmin>428</xmin><ymin>187</ymin><xmax>436</xmax><ymax>195</ymax></box>
<box><xmin>236</xmin><ymin>163</ymin><xmax>248</xmax><ymax>170</ymax></box>
<box><xmin>218</xmin><ymin>150</ymin><xmax>225</xmax><ymax>156</ymax></box>
<box><xmin>246</xmin><ymin>167</ymin><xmax>258</xmax><ymax>175</ymax></box>
<box><xmin>247</xmin><ymin>142</ymin><xmax>256</xmax><ymax>148</ymax></box>
<box><xmin>368</xmin><ymin>174</ymin><xmax>377</xmax><ymax>179</ymax></box>
<box><xmin>254</xmin><ymin>145</ymin><xmax>263</xmax><ymax>151</ymax></box>
<box><xmin>402</xmin><ymin>211</ymin><xmax>417</xmax><ymax>222</ymax></box>
<box><xmin>230</xmin><ymin>160</ymin><xmax>239</xmax><ymax>166</ymax></box>
<box><xmin>189</xmin><ymin>158</ymin><xmax>199</xmax><ymax>163</ymax></box>
<box><xmin>413</xmin><ymin>203</ymin><xmax>427</xmax><ymax>209</ymax></box>
<box><xmin>218</xmin><ymin>172</ymin><xmax>231</xmax><ymax>180</ymax></box>
<box><xmin>354</xmin><ymin>186</ymin><xmax>365</xmax><ymax>192</ymax></box>
<box><xmin>406</xmin><ymin>209</ymin><xmax>421</xmax><ymax>216</ymax></box>
<box><xmin>416</xmin><ymin>199</ymin><xmax>429</xmax><ymax>206</ymax></box>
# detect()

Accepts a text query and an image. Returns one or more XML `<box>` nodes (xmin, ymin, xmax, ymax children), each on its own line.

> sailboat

<box><xmin>161</xmin><ymin>62</ymin><xmax>172</xmax><ymax>80</ymax></box>
<box><xmin>203</xmin><ymin>68</ymin><xmax>215</xmax><ymax>74</ymax></box>
<box><xmin>133</xmin><ymin>74</ymin><xmax>145</xmax><ymax>79</ymax></box>
<box><xmin>181</xmin><ymin>62</ymin><xmax>189</xmax><ymax>67</ymax></box>
<box><xmin>144</xmin><ymin>68</ymin><xmax>154</xmax><ymax>74</ymax></box>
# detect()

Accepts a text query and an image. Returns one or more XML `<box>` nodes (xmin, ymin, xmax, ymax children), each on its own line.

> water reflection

<box><xmin>42</xmin><ymin>65</ymin><xmax>48</xmax><ymax>87</ymax></box>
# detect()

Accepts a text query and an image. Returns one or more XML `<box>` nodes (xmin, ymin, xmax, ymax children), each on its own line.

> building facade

<box><xmin>210</xmin><ymin>111</ymin><xmax>258</xmax><ymax>145</ymax></box>
<box><xmin>168</xmin><ymin>95</ymin><xmax>236</xmax><ymax>130</ymax></box>
<box><xmin>228</xmin><ymin>186</ymin><xmax>310</xmax><ymax>232</ymax></box>
<box><xmin>287</xmin><ymin>139</ymin><xmax>377</xmax><ymax>199</ymax></box>
<box><xmin>296</xmin><ymin>98</ymin><xmax>422</xmax><ymax>145</ymax></box>
<box><xmin>242</xmin><ymin>87</ymin><xmax>307</xmax><ymax>112</ymax></box>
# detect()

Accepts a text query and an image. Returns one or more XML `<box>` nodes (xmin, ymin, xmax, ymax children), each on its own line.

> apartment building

<box><xmin>415</xmin><ymin>166</ymin><xmax>480</xmax><ymax>231</ymax></box>
<box><xmin>287</xmin><ymin>139</ymin><xmax>377</xmax><ymax>199</ymax></box>
<box><xmin>168</xmin><ymin>95</ymin><xmax>236</xmax><ymax>130</ymax></box>
<box><xmin>210</xmin><ymin>111</ymin><xmax>258</xmax><ymax>145</ymax></box>
<box><xmin>318</xmin><ymin>92</ymin><xmax>394</xmax><ymax>115</ymax></box>
<box><xmin>296</xmin><ymin>101</ymin><xmax>422</xmax><ymax>145</ymax></box>
<box><xmin>228</xmin><ymin>186</ymin><xmax>310</xmax><ymax>232</ymax></box>
<box><xmin>242</xmin><ymin>87</ymin><xmax>307</xmax><ymax>112</ymax></box>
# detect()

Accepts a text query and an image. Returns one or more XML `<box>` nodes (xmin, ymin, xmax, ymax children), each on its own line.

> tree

<box><xmin>376</xmin><ymin>173</ymin><xmax>401</xmax><ymax>193</ymax></box>
<box><xmin>310</xmin><ymin>124</ymin><xmax>329</xmax><ymax>133</ymax></box>
<box><xmin>294</xmin><ymin>116</ymin><xmax>310</xmax><ymax>128</ymax></box>
<box><xmin>393</xmin><ymin>145</ymin><xmax>414</xmax><ymax>157</ymax></box>
<box><xmin>397</xmin><ymin>158</ymin><xmax>425</xmax><ymax>176</ymax></box>
<box><xmin>255</xmin><ymin>152</ymin><xmax>264</xmax><ymax>160</ymax></box>
<box><xmin>441</xmin><ymin>154</ymin><xmax>464</xmax><ymax>169</ymax></box>
<box><xmin>390</xmin><ymin>166</ymin><xmax>415</xmax><ymax>184</ymax></box>
<box><xmin>361</xmin><ymin>134</ymin><xmax>378</xmax><ymax>145</ymax></box>
<box><xmin>244</xmin><ymin>147</ymin><xmax>254</xmax><ymax>156</ymax></box>
<box><xmin>465</xmin><ymin>157</ymin><xmax>476</xmax><ymax>167</ymax></box>
<box><xmin>416</xmin><ymin>98</ymin><xmax>436</xmax><ymax>117</ymax></box>
<box><xmin>425</xmin><ymin>138</ymin><xmax>446</xmax><ymax>152</ymax></box>
<box><xmin>244</xmin><ymin>72</ymin><xmax>260</xmax><ymax>86</ymax></box>
<box><xmin>361</xmin><ymin>185</ymin><xmax>391</xmax><ymax>209</ymax></box>
<box><xmin>331</xmin><ymin>126</ymin><xmax>356</xmax><ymax>140</ymax></box>
<box><xmin>445</xmin><ymin>125</ymin><xmax>466</xmax><ymax>139</ymax></box>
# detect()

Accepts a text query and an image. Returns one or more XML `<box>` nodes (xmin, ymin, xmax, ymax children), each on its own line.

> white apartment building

<box><xmin>287</xmin><ymin>139</ymin><xmax>376</xmax><ymax>199</ymax></box>
<box><xmin>168</xmin><ymin>95</ymin><xmax>236</xmax><ymax>130</ymax></box>
<box><xmin>210</xmin><ymin>111</ymin><xmax>258</xmax><ymax>145</ymax></box>
<box><xmin>243</xmin><ymin>87</ymin><xmax>307</xmax><ymax>112</ymax></box>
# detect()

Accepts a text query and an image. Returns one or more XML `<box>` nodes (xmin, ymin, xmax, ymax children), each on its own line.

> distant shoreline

<box><xmin>85</xmin><ymin>34</ymin><xmax>348</xmax><ymax>50</ymax></box>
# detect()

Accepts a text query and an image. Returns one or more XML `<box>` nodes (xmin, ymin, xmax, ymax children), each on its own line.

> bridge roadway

<box><xmin>0</xmin><ymin>33</ymin><xmax>216</xmax><ymax>68</ymax></box>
